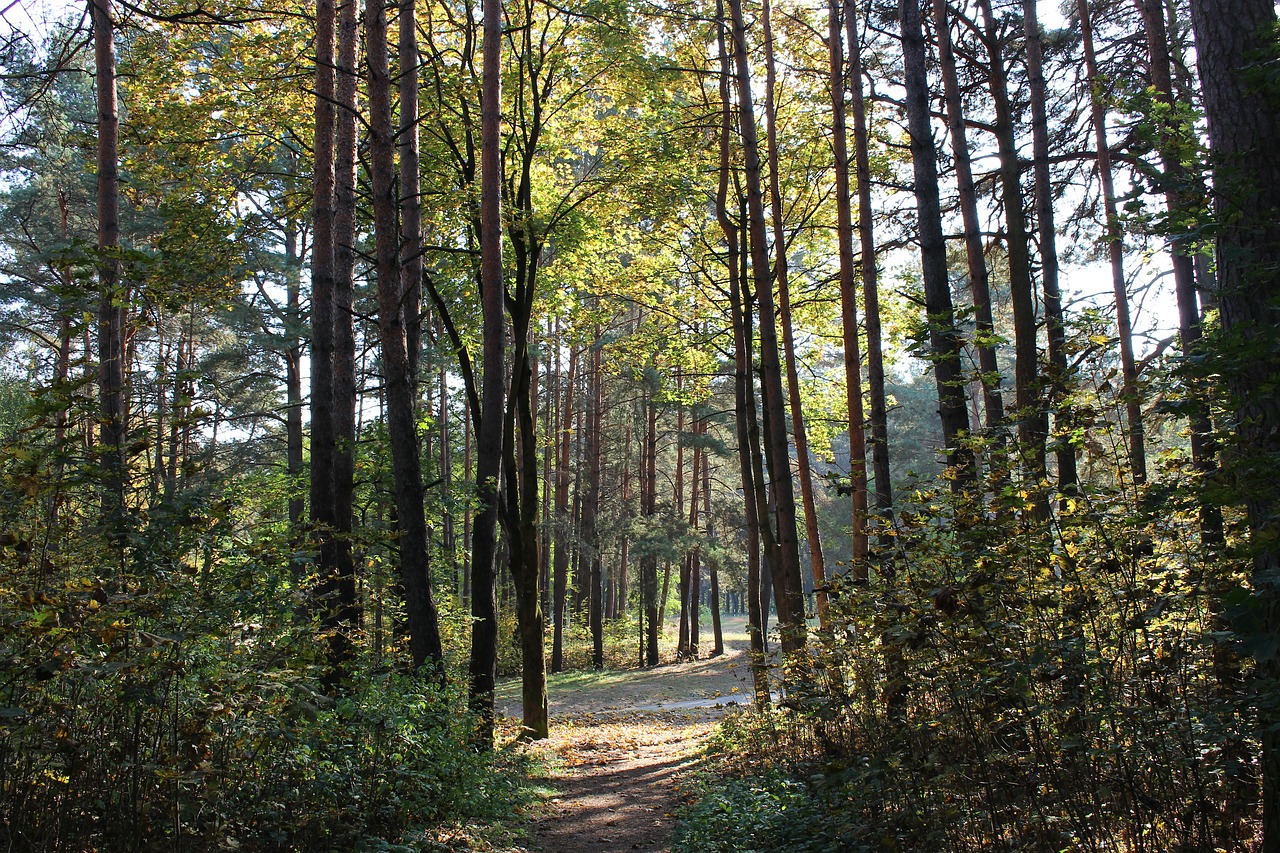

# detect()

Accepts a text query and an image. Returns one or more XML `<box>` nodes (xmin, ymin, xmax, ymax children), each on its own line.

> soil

<box><xmin>497</xmin><ymin>617</ymin><xmax>761</xmax><ymax>853</ymax></box>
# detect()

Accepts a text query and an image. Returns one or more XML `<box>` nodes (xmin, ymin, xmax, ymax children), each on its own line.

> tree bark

<box><xmin>765</xmin><ymin>0</ymin><xmax>835</xmax><ymax>605</ymax></box>
<box><xmin>551</xmin><ymin>345</ymin><xmax>577</xmax><ymax>673</ymax></box>
<box><xmin>93</xmin><ymin>0</ymin><xmax>127</xmax><ymax>551</ymax></box>
<box><xmin>468</xmin><ymin>0</ymin><xmax>506</xmax><ymax>749</ymax></box>
<box><xmin>725</xmin><ymin>0</ymin><xmax>807</xmax><ymax>653</ymax></box>
<box><xmin>899</xmin><ymin>0</ymin><xmax>972</xmax><ymax>483</ymax></box>
<box><xmin>704</xmin><ymin>446</ymin><xmax>723</xmax><ymax>657</ymax></box>
<box><xmin>1022</xmin><ymin>0</ymin><xmax>1077</xmax><ymax>500</ymax></box>
<box><xmin>642</xmin><ymin>383</ymin><xmax>659</xmax><ymax>666</ymax></box>
<box><xmin>1186</xmin><ymin>0</ymin><xmax>1280</xmax><ymax>845</ymax></box>
<box><xmin>368</xmin><ymin>0</ymin><xmax>443</xmax><ymax>675</ymax></box>
<box><xmin>400</xmin><ymin>0</ymin><xmax>424</xmax><ymax>388</ymax></box>
<box><xmin>310</xmin><ymin>0</ymin><xmax>339</xmax><ymax>650</ymax></box>
<box><xmin>1079</xmin><ymin>0</ymin><xmax>1146</xmax><ymax>486</ymax></box>
<box><xmin>844</xmin><ymin>0</ymin><xmax>893</xmax><ymax>539</ymax></box>
<box><xmin>326</xmin><ymin>0</ymin><xmax>360</xmax><ymax>685</ymax></box>
<box><xmin>715</xmin><ymin>15</ymin><xmax>769</xmax><ymax>696</ymax></box>
<box><xmin>932</xmin><ymin>0</ymin><xmax>1004</xmax><ymax>435</ymax></box>
<box><xmin>585</xmin><ymin>334</ymin><xmax>604</xmax><ymax>670</ymax></box>
<box><xmin>978</xmin><ymin>0</ymin><xmax>1040</xmax><ymax>491</ymax></box>
<box><xmin>1139</xmin><ymin>0</ymin><xmax>1223</xmax><ymax>539</ymax></box>
<box><xmin>826</xmin><ymin>0</ymin><xmax>870</xmax><ymax>585</ymax></box>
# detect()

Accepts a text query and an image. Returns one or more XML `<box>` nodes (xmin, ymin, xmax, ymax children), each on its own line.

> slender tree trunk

<box><xmin>676</xmin><ymin>370</ymin><xmax>690</xmax><ymax>658</ymax></box>
<box><xmin>642</xmin><ymin>384</ymin><xmax>659</xmax><ymax>666</ymax></box>
<box><xmin>502</xmin><ymin>328</ymin><xmax>548</xmax><ymax>739</ymax></box>
<box><xmin>1139</xmin><ymin>0</ymin><xmax>1223</xmax><ymax>539</ymax></box>
<box><xmin>978</xmin><ymin>0</ymin><xmax>1041</xmax><ymax>489</ymax></box>
<box><xmin>704</xmin><ymin>449</ymin><xmax>723</xmax><ymax>657</ymax></box>
<box><xmin>400</xmin><ymin>0</ymin><xmax>423</xmax><ymax>388</ymax></box>
<box><xmin>585</xmin><ymin>335</ymin><xmax>604</xmax><ymax>670</ymax></box>
<box><xmin>368</xmin><ymin>0</ymin><xmax>442</xmax><ymax>675</ymax></box>
<box><xmin>284</xmin><ymin>225</ymin><xmax>306</xmax><ymax>579</ymax></box>
<box><xmin>689</xmin><ymin>416</ymin><xmax>703</xmax><ymax>657</ymax></box>
<box><xmin>1078</xmin><ymin>0</ymin><xmax>1145</xmax><ymax>486</ymax></box>
<box><xmin>740</xmin><ymin>194</ymin><xmax>776</xmax><ymax>656</ymax></box>
<box><xmin>463</xmin><ymin>398</ymin><xmax>472</xmax><ymax>604</ymax></box>
<box><xmin>932</xmin><ymin>0</ymin><xmax>1004</xmax><ymax>434</ymax></box>
<box><xmin>551</xmin><ymin>347</ymin><xmax>577</xmax><ymax>672</ymax></box>
<box><xmin>310</xmin><ymin>0</ymin><xmax>339</xmax><ymax>646</ymax></box>
<box><xmin>326</xmin><ymin>0</ymin><xmax>360</xmax><ymax>684</ymax></box>
<box><xmin>541</xmin><ymin>321</ymin><xmax>555</xmax><ymax>617</ymax></box>
<box><xmin>826</xmin><ymin>0</ymin><xmax>871</xmax><ymax>585</ymax></box>
<box><xmin>93</xmin><ymin>0</ymin><xmax>126</xmax><ymax>551</ymax></box>
<box><xmin>726</xmin><ymin>0</ymin><xmax>806</xmax><ymax>653</ymax></box>
<box><xmin>468</xmin><ymin>0</ymin><xmax>506</xmax><ymax>748</ymax></box>
<box><xmin>764</xmin><ymin>0</ymin><xmax>834</xmax><ymax>605</ymax></box>
<box><xmin>440</xmin><ymin>324</ymin><xmax>456</xmax><ymax>582</ymax></box>
<box><xmin>899</xmin><ymin>0</ymin><xmax>971</xmax><ymax>482</ymax></box>
<box><xmin>844</xmin><ymin>0</ymin><xmax>893</xmax><ymax>538</ymax></box>
<box><xmin>1022</xmin><ymin>0</ymin><xmax>1077</xmax><ymax>500</ymax></box>
<box><xmin>715</xmin><ymin>22</ymin><xmax>769</xmax><ymax>695</ymax></box>
<box><xmin>618</xmin><ymin>421</ymin><xmax>632</xmax><ymax>615</ymax></box>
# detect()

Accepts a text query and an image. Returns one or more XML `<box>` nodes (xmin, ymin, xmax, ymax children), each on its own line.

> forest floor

<box><xmin>496</xmin><ymin>616</ymin><xmax>760</xmax><ymax>853</ymax></box>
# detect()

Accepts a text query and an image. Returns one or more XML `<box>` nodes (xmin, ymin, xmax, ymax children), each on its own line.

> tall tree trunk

<box><xmin>844</xmin><ymin>0</ymin><xmax>893</xmax><ymax>537</ymax></box>
<box><xmin>676</xmin><ymin>370</ymin><xmax>690</xmax><ymax>658</ymax></box>
<box><xmin>704</xmin><ymin>447</ymin><xmax>723</xmax><ymax>657</ymax></box>
<box><xmin>688</xmin><ymin>415</ymin><xmax>703</xmax><ymax>657</ymax></box>
<box><xmin>932</xmin><ymin>0</ymin><xmax>1004</xmax><ymax>434</ymax></box>
<box><xmin>725</xmin><ymin>0</ymin><xmax>806</xmax><ymax>653</ymax></box>
<box><xmin>540</xmin><ymin>320</ymin><xmax>554</xmax><ymax>617</ymax></box>
<box><xmin>899</xmin><ymin>0</ymin><xmax>972</xmax><ymax>482</ymax></box>
<box><xmin>617</xmin><ymin>421</ymin><xmax>633</xmax><ymax>616</ymax></box>
<box><xmin>400</xmin><ymin>0</ymin><xmax>423</xmax><ymax>387</ymax></box>
<box><xmin>765</xmin><ymin>0</ymin><xmax>834</xmax><ymax>605</ymax></box>
<box><xmin>1022</xmin><ymin>0</ymin><xmax>1077</xmax><ymax>500</ymax></box>
<box><xmin>642</xmin><ymin>383</ymin><xmax>659</xmax><ymax>666</ymax></box>
<box><xmin>93</xmin><ymin>0</ymin><xmax>126</xmax><ymax>551</ymax></box>
<box><xmin>715</xmin><ymin>18</ymin><xmax>769</xmax><ymax>695</ymax></box>
<box><xmin>502</xmin><ymin>328</ymin><xmax>548</xmax><ymax>739</ymax></box>
<box><xmin>1186</xmin><ymin>0</ymin><xmax>1280</xmax><ymax>845</ymax></box>
<box><xmin>585</xmin><ymin>335</ymin><xmax>604</xmax><ymax>670</ymax></box>
<box><xmin>284</xmin><ymin>224</ymin><xmax>306</xmax><ymax>579</ymax></box>
<box><xmin>740</xmin><ymin>195</ymin><xmax>776</xmax><ymax>656</ymax></box>
<box><xmin>826</xmin><ymin>0</ymin><xmax>871</xmax><ymax>585</ymax></box>
<box><xmin>468</xmin><ymin>0</ymin><xmax>506</xmax><ymax>749</ymax></box>
<box><xmin>326</xmin><ymin>0</ymin><xmax>360</xmax><ymax>684</ymax></box>
<box><xmin>310</xmin><ymin>0</ymin><xmax>339</xmax><ymax>647</ymax></box>
<box><xmin>551</xmin><ymin>346</ymin><xmax>577</xmax><ymax>673</ymax></box>
<box><xmin>368</xmin><ymin>0</ymin><xmax>443</xmax><ymax>674</ymax></box>
<box><xmin>978</xmin><ymin>0</ymin><xmax>1040</xmax><ymax>490</ymax></box>
<box><xmin>1078</xmin><ymin>0</ymin><xmax>1146</xmax><ymax>485</ymax></box>
<box><xmin>1139</xmin><ymin>0</ymin><xmax>1223</xmax><ymax>540</ymax></box>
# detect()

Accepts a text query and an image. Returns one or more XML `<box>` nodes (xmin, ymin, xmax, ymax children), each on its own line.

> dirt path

<box><xmin>498</xmin><ymin>618</ymin><xmax>759</xmax><ymax>853</ymax></box>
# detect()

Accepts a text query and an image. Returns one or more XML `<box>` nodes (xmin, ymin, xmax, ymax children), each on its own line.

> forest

<box><xmin>0</xmin><ymin>0</ymin><xmax>1277</xmax><ymax>846</ymax></box>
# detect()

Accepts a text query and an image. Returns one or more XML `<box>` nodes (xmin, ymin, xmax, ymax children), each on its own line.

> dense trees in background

<box><xmin>1</xmin><ymin>0</ymin><xmax>1278</xmax><ymax>847</ymax></box>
